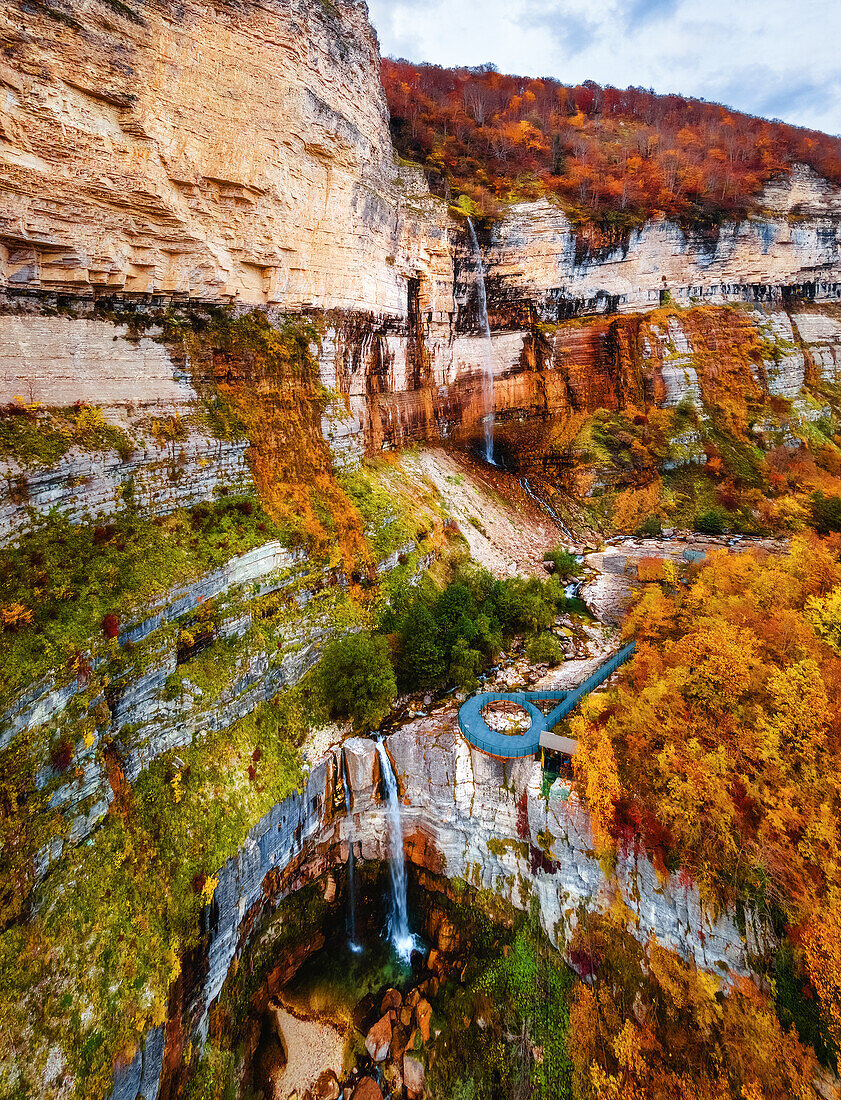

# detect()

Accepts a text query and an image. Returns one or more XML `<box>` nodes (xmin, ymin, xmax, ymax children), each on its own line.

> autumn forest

<box><xmin>382</xmin><ymin>60</ymin><xmax>841</xmax><ymax>239</ymax></box>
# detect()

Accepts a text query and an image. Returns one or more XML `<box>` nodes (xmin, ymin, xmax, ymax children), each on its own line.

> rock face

<box><xmin>0</xmin><ymin>0</ymin><xmax>451</xmax><ymax>314</ymax></box>
<box><xmin>2</xmin><ymin>0</ymin><xmax>841</xmax><ymax>480</ymax></box>
<box><xmin>485</xmin><ymin>169</ymin><xmax>841</xmax><ymax>321</ymax></box>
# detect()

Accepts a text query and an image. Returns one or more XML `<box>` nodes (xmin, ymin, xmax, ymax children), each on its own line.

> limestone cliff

<box><xmin>3</xmin><ymin>0</ymin><xmax>841</xmax><ymax>474</ymax></box>
<box><xmin>0</xmin><ymin>0</ymin><xmax>452</xmax><ymax>314</ymax></box>
<box><xmin>112</xmin><ymin>726</ymin><xmax>751</xmax><ymax>1099</ymax></box>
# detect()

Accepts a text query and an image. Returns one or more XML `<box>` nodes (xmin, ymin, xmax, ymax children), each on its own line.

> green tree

<box><xmin>811</xmin><ymin>491</ymin><xmax>841</xmax><ymax>534</ymax></box>
<box><xmin>449</xmin><ymin>636</ymin><xmax>484</xmax><ymax>693</ymax></box>
<box><xmin>319</xmin><ymin>631</ymin><xmax>397</xmax><ymax>731</ymax></box>
<box><xmin>525</xmin><ymin>632</ymin><xmax>564</xmax><ymax>665</ymax></box>
<box><xmin>397</xmin><ymin>600</ymin><xmax>446</xmax><ymax>689</ymax></box>
<box><xmin>435</xmin><ymin>583</ymin><xmax>479</xmax><ymax>650</ymax></box>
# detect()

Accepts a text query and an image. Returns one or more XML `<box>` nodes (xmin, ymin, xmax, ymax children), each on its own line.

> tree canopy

<box><xmin>382</xmin><ymin>60</ymin><xmax>841</xmax><ymax>239</ymax></box>
<box><xmin>571</xmin><ymin>533</ymin><xmax>841</xmax><ymax>1067</ymax></box>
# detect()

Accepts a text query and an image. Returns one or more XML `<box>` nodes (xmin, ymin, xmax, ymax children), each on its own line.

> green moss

<box><xmin>421</xmin><ymin>894</ymin><xmax>574</xmax><ymax>1100</ymax></box>
<box><xmin>487</xmin><ymin>838</ymin><xmax>530</xmax><ymax>860</ymax></box>
<box><xmin>337</xmin><ymin>464</ymin><xmax>414</xmax><ymax>561</ymax></box>
<box><xmin>0</xmin><ymin>691</ymin><xmax>307</xmax><ymax>1099</ymax></box>
<box><xmin>0</xmin><ymin>405</ymin><xmax>134</xmax><ymax>468</ymax></box>
<box><xmin>0</xmin><ymin>496</ymin><xmax>284</xmax><ymax>704</ymax></box>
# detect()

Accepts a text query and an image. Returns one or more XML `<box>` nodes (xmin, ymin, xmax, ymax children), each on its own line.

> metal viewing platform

<box><xmin>457</xmin><ymin>641</ymin><xmax>637</xmax><ymax>759</ymax></box>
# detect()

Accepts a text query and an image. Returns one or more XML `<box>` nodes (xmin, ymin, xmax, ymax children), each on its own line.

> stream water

<box><xmin>519</xmin><ymin>475</ymin><xmax>575</xmax><ymax>540</ymax></box>
<box><xmin>375</xmin><ymin>741</ymin><xmax>416</xmax><ymax>961</ymax></box>
<box><xmin>467</xmin><ymin>217</ymin><xmax>495</xmax><ymax>464</ymax></box>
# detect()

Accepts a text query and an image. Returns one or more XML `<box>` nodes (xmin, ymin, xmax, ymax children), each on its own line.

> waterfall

<box><xmin>375</xmin><ymin>740</ymin><xmax>415</xmax><ymax>961</ymax></box>
<box><xmin>467</xmin><ymin>217</ymin><xmax>495</xmax><ymax>463</ymax></box>
<box><xmin>519</xmin><ymin>476</ymin><xmax>574</xmax><ymax>540</ymax></box>
<box><xmin>340</xmin><ymin>754</ymin><xmax>363</xmax><ymax>954</ymax></box>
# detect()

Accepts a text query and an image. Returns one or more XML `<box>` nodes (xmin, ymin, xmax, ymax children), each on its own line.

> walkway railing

<box><xmin>457</xmin><ymin>640</ymin><xmax>636</xmax><ymax>759</ymax></box>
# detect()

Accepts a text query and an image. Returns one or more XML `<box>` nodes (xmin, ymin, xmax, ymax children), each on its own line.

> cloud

<box><xmin>622</xmin><ymin>0</ymin><xmax>679</xmax><ymax>27</ymax></box>
<box><xmin>516</xmin><ymin>3</ymin><xmax>600</xmax><ymax>56</ymax></box>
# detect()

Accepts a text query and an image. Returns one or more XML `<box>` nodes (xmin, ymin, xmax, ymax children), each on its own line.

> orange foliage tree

<box><xmin>381</xmin><ymin>61</ymin><xmax>841</xmax><ymax>240</ymax></box>
<box><xmin>567</xmin><ymin>913</ymin><xmax>824</xmax><ymax>1100</ymax></box>
<box><xmin>571</xmin><ymin>533</ymin><xmax>841</xmax><ymax>1067</ymax></box>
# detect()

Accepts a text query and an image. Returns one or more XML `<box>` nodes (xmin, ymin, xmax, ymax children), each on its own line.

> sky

<box><xmin>366</xmin><ymin>0</ymin><xmax>841</xmax><ymax>137</ymax></box>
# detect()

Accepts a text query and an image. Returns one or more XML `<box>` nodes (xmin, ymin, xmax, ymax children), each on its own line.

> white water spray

<box><xmin>467</xmin><ymin>217</ymin><xmax>495</xmax><ymax>463</ymax></box>
<box><xmin>340</xmin><ymin>754</ymin><xmax>363</xmax><ymax>954</ymax></box>
<box><xmin>375</xmin><ymin>740</ymin><xmax>415</xmax><ymax>962</ymax></box>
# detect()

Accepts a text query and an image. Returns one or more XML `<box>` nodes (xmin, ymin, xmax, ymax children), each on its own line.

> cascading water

<box><xmin>375</xmin><ymin>740</ymin><xmax>415</xmax><ymax>961</ymax></box>
<box><xmin>340</xmin><ymin>754</ymin><xmax>363</xmax><ymax>954</ymax></box>
<box><xmin>467</xmin><ymin>217</ymin><xmax>495</xmax><ymax>463</ymax></box>
<box><xmin>519</xmin><ymin>476</ymin><xmax>574</xmax><ymax>540</ymax></box>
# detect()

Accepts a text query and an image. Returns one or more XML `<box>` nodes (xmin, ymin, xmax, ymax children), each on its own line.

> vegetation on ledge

<box><xmin>0</xmin><ymin>495</ymin><xmax>285</xmax><ymax>703</ymax></box>
<box><xmin>0</xmin><ymin>401</ymin><xmax>134</xmax><ymax>468</ymax></box>
<box><xmin>0</xmin><ymin>691</ymin><xmax>308</xmax><ymax>1100</ymax></box>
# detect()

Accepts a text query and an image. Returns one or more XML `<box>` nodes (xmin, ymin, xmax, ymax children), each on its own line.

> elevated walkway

<box><xmin>457</xmin><ymin>641</ymin><xmax>636</xmax><ymax>759</ymax></box>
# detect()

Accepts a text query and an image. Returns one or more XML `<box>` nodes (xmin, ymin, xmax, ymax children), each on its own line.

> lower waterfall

<box><xmin>375</xmin><ymin>740</ymin><xmax>415</xmax><ymax>961</ymax></box>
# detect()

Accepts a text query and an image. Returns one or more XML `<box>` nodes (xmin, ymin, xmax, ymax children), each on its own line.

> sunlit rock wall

<box><xmin>130</xmin><ymin>726</ymin><xmax>754</xmax><ymax>1098</ymax></box>
<box><xmin>0</xmin><ymin>0</ymin><xmax>453</xmax><ymax>314</ymax></box>
<box><xmin>485</xmin><ymin>166</ymin><xmax>841</xmax><ymax>320</ymax></box>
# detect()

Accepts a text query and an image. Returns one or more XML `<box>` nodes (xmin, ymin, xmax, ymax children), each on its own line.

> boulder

<box><xmin>351</xmin><ymin>1078</ymin><xmax>383</xmax><ymax>1100</ymax></box>
<box><xmin>314</xmin><ymin>1070</ymin><xmax>341</xmax><ymax>1100</ymax></box>
<box><xmin>389</xmin><ymin>1022</ymin><xmax>410</xmax><ymax>1062</ymax></box>
<box><xmin>403</xmin><ymin>1054</ymin><xmax>425</xmax><ymax>1097</ymax></box>
<box><xmin>380</xmin><ymin>987</ymin><xmax>402</xmax><ymax>1014</ymax></box>
<box><xmin>352</xmin><ymin>992</ymin><xmax>377</xmax><ymax>1033</ymax></box>
<box><xmin>415</xmin><ymin>998</ymin><xmax>433</xmax><ymax>1043</ymax></box>
<box><xmin>364</xmin><ymin>1013</ymin><xmax>392</xmax><ymax>1062</ymax></box>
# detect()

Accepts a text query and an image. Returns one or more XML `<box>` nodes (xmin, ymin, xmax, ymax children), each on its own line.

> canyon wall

<box><xmin>114</xmin><ymin>726</ymin><xmax>752</xmax><ymax>1099</ymax></box>
<box><xmin>3</xmin><ymin>0</ymin><xmax>841</xmax><ymax>480</ymax></box>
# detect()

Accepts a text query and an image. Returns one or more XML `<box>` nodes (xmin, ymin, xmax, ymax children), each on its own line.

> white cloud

<box><xmin>366</xmin><ymin>0</ymin><xmax>841</xmax><ymax>135</ymax></box>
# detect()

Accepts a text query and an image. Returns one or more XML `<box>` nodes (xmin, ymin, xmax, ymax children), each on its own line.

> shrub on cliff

<box><xmin>544</xmin><ymin>547</ymin><xmax>580</xmax><ymax>576</ymax></box>
<box><xmin>524</xmin><ymin>631</ymin><xmax>564</xmax><ymax>666</ymax></box>
<box><xmin>318</xmin><ymin>631</ymin><xmax>397</xmax><ymax>731</ymax></box>
<box><xmin>693</xmin><ymin>507</ymin><xmax>727</xmax><ymax>535</ymax></box>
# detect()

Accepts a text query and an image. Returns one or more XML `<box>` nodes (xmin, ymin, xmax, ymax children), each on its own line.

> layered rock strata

<box><xmin>3</xmin><ymin>0</ymin><xmax>841</xmax><ymax>474</ymax></box>
<box><xmin>122</xmin><ymin>725</ymin><xmax>752</xmax><ymax>1098</ymax></box>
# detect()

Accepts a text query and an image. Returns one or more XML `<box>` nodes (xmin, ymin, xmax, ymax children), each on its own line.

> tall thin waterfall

<box><xmin>467</xmin><ymin>217</ymin><xmax>495</xmax><ymax>463</ymax></box>
<box><xmin>340</xmin><ymin>754</ymin><xmax>362</xmax><ymax>953</ymax></box>
<box><xmin>375</xmin><ymin>741</ymin><xmax>415</xmax><ymax>961</ymax></box>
